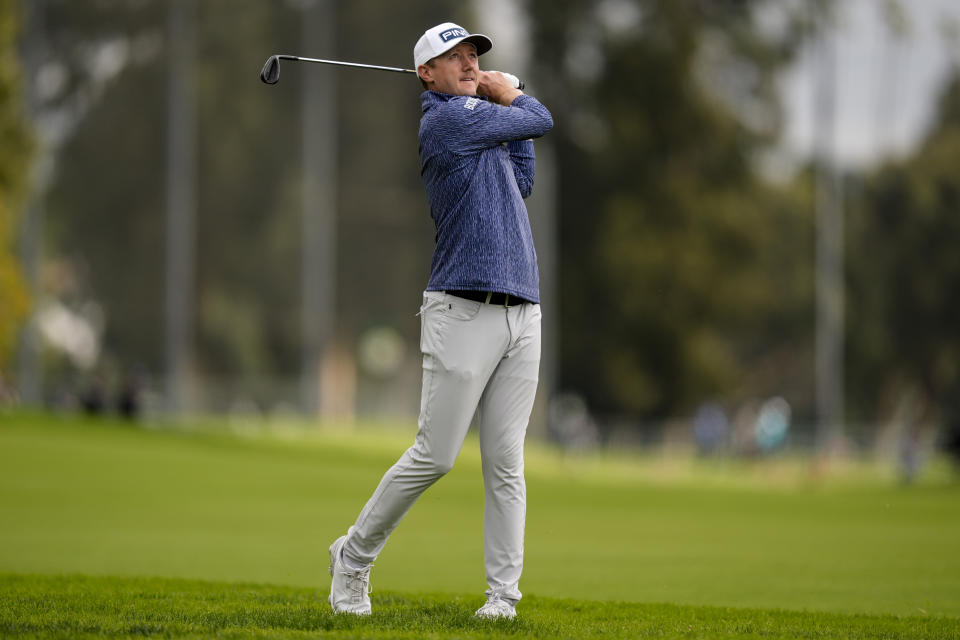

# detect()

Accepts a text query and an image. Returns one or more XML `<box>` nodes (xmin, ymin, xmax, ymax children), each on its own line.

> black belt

<box><xmin>446</xmin><ymin>290</ymin><xmax>530</xmax><ymax>307</ymax></box>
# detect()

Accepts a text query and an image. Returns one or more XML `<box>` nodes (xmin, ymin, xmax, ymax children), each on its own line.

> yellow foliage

<box><xmin>0</xmin><ymin>198</ymin><xmax>30</xmax><ymax>368</ymax></box>
<box><xmin>0</xmin><ymin>248</ymin><xmax>30</xmax><ymax>369</ymax></box>
<box><xmin>0</xmin><ymin>0</ymin><xmax>33</xmax><ymax>370</ymax></box>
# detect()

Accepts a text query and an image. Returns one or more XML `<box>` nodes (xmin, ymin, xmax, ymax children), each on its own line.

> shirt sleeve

<box><xmin>446</xmin><ymin>94</ymin><xmax>553</xmax><ymax>153</ymax></box>
<box><xmin>507</xmin><ymin>139</ymin><xmax>535</xmax><ymax>199</ymax></box>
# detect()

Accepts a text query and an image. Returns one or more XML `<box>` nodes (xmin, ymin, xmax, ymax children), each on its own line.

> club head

<box><xmin>260</xmin><ymin>55</ymin><xmax>280</xmax><ymax>85</ymax></box>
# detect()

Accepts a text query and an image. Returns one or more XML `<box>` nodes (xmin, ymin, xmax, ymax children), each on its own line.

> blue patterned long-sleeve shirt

<box><xmin>419</xmin><ymin>91</ymin><xmax>553</xmax><ymax>303</ymax></box>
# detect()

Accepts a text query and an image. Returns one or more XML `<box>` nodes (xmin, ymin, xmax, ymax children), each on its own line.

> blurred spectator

<box><xmin>549</xmin><ymin>393</ymin><xmax>599</xmax><ymax>451</ymax></box>
<box><xmin>0</xmin><ymin>374</ymin><xmax>19</xmax><ymax>407</ymax></box>
<box><xmin>945</xmin><ymin>423</ymin><xmax>960</xmax><ymax>468</ymax></box>
<box><xmin>116</xmin><ymin>369</ymin><xmax>143</xmax><ymax>420</ymax></box>
<box><xmin>899</xmin><ymin>426</ymin><xmax>924</xmax><ymax>483</ymax></box>
<box><xmin>755</xmin><ymin>397</ymin><xmax>791</xmax><ymax>452</ymax></box>
<box><xmin>942</xmin><ymin>385</ymin><xmax>960</xmax><ymax>468</ymax></box>
<box><xmin>692</xmin><ymin>402</ymin><xmax>729</xmax><ymax>455</ymax></box>
<box><xmin>79</xmin><ymin>375</ymin><xmax>106</xmax><ymax>415</ymax></box>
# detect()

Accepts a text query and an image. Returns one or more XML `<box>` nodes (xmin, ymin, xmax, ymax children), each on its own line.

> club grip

<box><xmin>494</xmin><ymin>71</ymin><xmax>524</xmax><ymax>91</ymax></box>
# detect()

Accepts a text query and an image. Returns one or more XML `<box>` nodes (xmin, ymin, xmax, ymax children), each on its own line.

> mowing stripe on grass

<box><xmin>1</xmin><ymin>412</ymin><xmax>959</xmax><ymax>618</ymax></box>
<box><xmin>2</xmin><ymin>573</ymin><xmax>958</xmax><ymax>640</ymax></box>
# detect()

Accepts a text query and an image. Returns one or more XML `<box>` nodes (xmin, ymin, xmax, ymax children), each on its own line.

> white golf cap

<box><xmin>413</xmin><ymin>22</ymin><xmax>492</xmax><ymax>68</ymax></box>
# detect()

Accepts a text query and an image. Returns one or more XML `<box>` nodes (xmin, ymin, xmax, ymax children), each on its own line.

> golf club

<box><xmin>260</xmin><ymin>54</ymin><xmax>524</xmax><ymax>90</ymax></box>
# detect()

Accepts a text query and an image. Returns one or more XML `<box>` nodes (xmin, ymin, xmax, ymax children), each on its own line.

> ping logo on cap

<box><xmin>440</xmin><ymin>28</ymin><xmax>468</xmax><ymax>42</ymax></box>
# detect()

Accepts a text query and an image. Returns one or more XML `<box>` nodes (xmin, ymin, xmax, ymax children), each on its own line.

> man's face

<box><xmin>420</xmin><ymin>42</ymin><xmax>480</xmax><ymax>96</ymax></box>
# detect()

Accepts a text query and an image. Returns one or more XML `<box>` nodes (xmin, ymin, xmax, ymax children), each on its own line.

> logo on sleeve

<box><xmin>464</xmin><ymin>97</ymin><xmax>480</xmax><ymax>111</ymax></box>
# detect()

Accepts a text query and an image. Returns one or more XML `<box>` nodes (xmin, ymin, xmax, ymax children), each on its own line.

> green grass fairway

<box><xmin>2</xmin><ymin>574</ymin><xmax>957</xmax><ymax>639</ymax></box>
<box><xmin>1</xmin><ymin>411</ymin><xmax>959</xmax><ymax>637</ymax></box>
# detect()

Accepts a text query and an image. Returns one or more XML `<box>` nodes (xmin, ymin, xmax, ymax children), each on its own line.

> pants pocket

<box><xmin>419</xmin><ymin>292</ymin><xmax>447</xmax><ymax>355</ymax></box>
<box><xmin>443</xmin><ymin>295</ymin><xmax>482</xmax><ymax>322</ymax></box>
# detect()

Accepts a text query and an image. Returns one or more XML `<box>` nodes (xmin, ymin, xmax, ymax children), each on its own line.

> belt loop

<box><xmin>504</xmin><ymin>294</ymin><xmax>511</xmax><ymax>307</ymax></box>
<box><xmin>485</xmin><ymin>291</ymin><xmax>492</xmax><ymax>304</ymax></box>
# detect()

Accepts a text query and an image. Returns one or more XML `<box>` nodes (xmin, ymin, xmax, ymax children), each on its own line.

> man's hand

<box><xmin>477</xmin><ymin>71</ymin><xmax>523</xmax><ymax>106</ymax></box>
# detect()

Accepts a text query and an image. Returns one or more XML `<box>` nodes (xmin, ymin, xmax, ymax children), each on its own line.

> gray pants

<box><xmin>342</xmin><ymin>290</ymin><xmax>541</xmax><ymax>604</ymax></box>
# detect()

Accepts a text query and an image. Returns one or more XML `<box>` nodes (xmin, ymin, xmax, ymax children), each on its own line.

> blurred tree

<box><xmin>28</xmin><ymin>0</ymin><xmax>836</xmax><ymax>428</ymax></box>
<box><xmin>846</xmin><ymin>71</ymin><xmax>960</xmax><ymax>453</ymax></box>
<box><xmin>40</xmin><ymin>0</ymin><xmax>176</xmax><ymax>382</ymax></box>
<box><xmin>0</xmin><ymin>0</ymin><xmax>33</xmax><ymax>369</ymax></box>
<box><xmin>529</xmin><ymin>0</ymin><xmax>815</xmax><ymax>428</ymax></box>
<box><xmin>31</xmin><ymin>0</ymin><xmax>461</xmax><ymax>407</ymax></box>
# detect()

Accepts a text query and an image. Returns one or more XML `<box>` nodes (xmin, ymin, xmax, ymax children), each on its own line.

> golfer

<box><xmin>328</xmin><ymin>22</ymin><xmax>553</xmax><ymax>619</ymax></box>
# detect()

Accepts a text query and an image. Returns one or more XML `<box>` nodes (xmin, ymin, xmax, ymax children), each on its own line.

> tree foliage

<box><xmin>35</xmin><ymin>0</ymin><xmax>462</xmax><ymax>396</ymax></box>
<box><xmin>529</xmin><ymin>0</ymin><xmax>814</xmax><ymax>424</ymax></box>
<box><xmin>30</xmin><ymin>0</ymin><xmax>960</xmax><ymax>442</ymax></box>
<box><xmin>846</xmin><ymin>71</ymin><xmax>960</xmax><ymax>434</ymax></box>
<box><xmin>0</xmin><ymin>0</ymin><xmax>33</xmax><ymax>369</ymax></box>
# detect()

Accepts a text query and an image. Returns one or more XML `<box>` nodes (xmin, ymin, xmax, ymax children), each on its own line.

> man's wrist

<box><xmin>500</xmin><ymin>89</ymin><xmax>523</xmax><ymax>106</ymax></box>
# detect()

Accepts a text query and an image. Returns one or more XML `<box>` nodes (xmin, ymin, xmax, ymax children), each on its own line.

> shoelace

<box><xmin>341</xmin><ymin>565</ymin><xmax>373</xmax><ymax>596</ymax></box>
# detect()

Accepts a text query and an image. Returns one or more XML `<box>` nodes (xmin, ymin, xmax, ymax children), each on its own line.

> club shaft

<box><xmin>278</xmin><ymin>55</ymin><xmax>415</xmax><ymax>75</ymax></box>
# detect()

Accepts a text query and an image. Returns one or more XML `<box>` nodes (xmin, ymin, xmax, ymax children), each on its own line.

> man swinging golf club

<box><xmin>327</xmin><ymin>22</ymin><xmax>553</xmax><ymax>619</ymax></box>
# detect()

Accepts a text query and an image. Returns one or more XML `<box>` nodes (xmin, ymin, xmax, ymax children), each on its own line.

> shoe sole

<box><xmin>476</xmin><ymin>611</ymin><xmax>516</xmax><ymax>620</ymax></box>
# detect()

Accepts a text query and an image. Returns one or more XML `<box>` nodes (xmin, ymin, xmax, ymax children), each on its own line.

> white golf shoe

<box><xmin>474</xmin><ymin>594</ymin><xmax>517</xmax><ymax>620</ymax></box>
<box><xmin>327</xmin><ymin>535</ymin><xmax>372</xmax><ymax>615</ymax></box>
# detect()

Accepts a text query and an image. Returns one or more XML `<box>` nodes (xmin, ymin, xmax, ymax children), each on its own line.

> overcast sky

<box><xmin>782</xmin><ymin>0</ymin><xmax>960</xmax><ymax>169</ymax></box>
<box><xmin>478</xmin><ymin>0</ymin><xmax>960</xmax><ymax>171</ymax></box>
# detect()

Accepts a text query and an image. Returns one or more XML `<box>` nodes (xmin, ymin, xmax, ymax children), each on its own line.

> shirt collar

<box><xmin>421</xmin><ymin>90</ymin><xmax>487</xmax><ymax>113</ymax></box>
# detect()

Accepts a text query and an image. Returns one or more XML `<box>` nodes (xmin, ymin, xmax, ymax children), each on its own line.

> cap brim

<box><xmin>462</xmin><ymin>34</ymin><xmax>492</xmax><ymax>56</ymax></box>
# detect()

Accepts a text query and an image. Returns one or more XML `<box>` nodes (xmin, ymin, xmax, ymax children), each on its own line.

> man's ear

<box><xmin>417</xmin><ymin>64</ymin><xmax>432</xmax><ymax>85</ymax></box>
